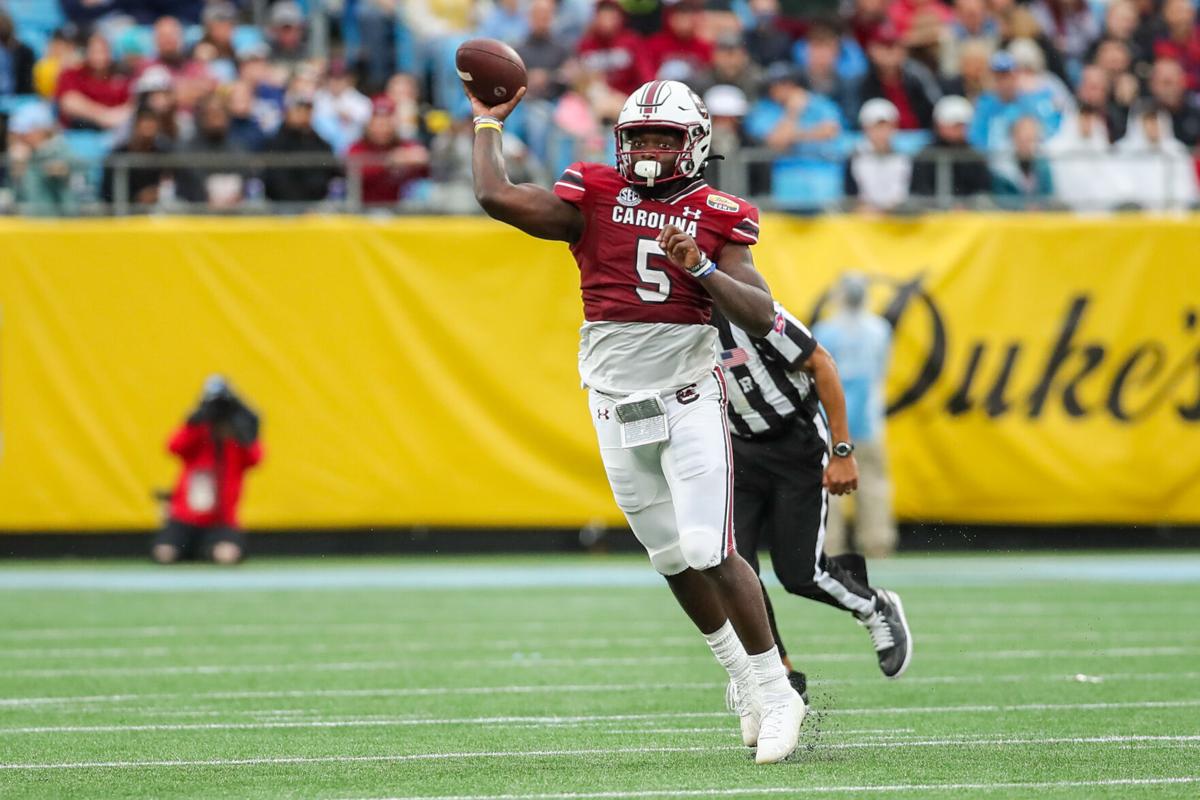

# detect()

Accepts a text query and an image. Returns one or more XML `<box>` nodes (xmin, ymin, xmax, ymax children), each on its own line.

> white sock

<box><xmin>703</xmin><ymin>621</ymin><xmax>754</xmax><ymax>691</ymax></box>
<box><xmin>749</xmin><ymin>646</ymin><xmax>794</xmax><ymax>702</ymax></box>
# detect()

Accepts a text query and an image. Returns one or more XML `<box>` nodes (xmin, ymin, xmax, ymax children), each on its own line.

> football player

<box><xmin>466</xmin><ymin>79</ymin><xmax>805</xmax><ymax>763</ymax></box>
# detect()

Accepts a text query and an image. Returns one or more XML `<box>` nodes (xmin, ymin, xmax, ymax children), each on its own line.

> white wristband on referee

<box><xmin>687</xmin><ymin>254</ymin><xmax>717</xmax><ymax>279</ymax></box>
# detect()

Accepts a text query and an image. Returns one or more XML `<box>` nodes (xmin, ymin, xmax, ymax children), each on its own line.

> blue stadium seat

<box><xmin>232</xmin><ymin>25</ymin><xmax>266</xmax><ymax>54</ymax></box>
<box><xmin>4</xmin><ymin>0</ymin><xmax>65</xmax><ymax>36</ymax></box>
<box><xmin>63</xmin><ymin>129</ymin><xmax>115</xmax><ymax>160</ymax></box>
<box><xmin>0</xmin><ymin>94</ymin><xmax>42</xmax><ymax>117</ymax></box>
<box><xmin>62</xmin><ymin>129</ymin><xmax>115</xmax><ymax>194</ymax></box>
<box><xmin>111</xmin><ymin>25</ymin><xmax>155</xmax><ymax>61</ymax></box>
<box><xmin>771</xmin><ymin>158</ymin><xmax>844</xmax><ymax>210</ymax></box>
<box><xmin>834</xmin><ymin>130</ymin><xmax>933</xmax><ymax>158</ymax></box>
<box><xmin>892</xmin><ymin>130</ymin><xmax>933</xmax><ymax>155</ymax></box>
<box><xmin>6</xmin><ymin>0</ymin><xmax>62</xmax><ymax>56</ymax></box>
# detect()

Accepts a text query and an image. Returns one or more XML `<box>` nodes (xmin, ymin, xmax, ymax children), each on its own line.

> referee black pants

<box><xmin>732</xmin><ymin>418</ymin><xmax>878</xmax><ymax>655</ymax></box>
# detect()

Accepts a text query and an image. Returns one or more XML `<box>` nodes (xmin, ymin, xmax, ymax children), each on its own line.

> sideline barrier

<box><xmin>0</xmin><ymin>215</ymin><xmax>1197</xmax><ymax>530</ymax></box>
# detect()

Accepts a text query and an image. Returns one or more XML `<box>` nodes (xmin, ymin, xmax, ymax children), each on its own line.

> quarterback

<box><xmin>466</xmin><ymin>79</ymin><xmax>806</xmax><ymax>763</ymax></box>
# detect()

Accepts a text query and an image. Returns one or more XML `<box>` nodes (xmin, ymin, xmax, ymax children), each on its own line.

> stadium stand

<box><xmin>1</xmin><ymin>0</ymin><xmax>1199</xmax><ymax>214</ymax></box>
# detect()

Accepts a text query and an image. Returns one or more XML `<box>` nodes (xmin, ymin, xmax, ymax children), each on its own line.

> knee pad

<box><xmin>648</xmin><ymin>543</ymin><xmax>688</xmax><ymax>576</ymax></box>
<box><xmin>678</xmin><ymin>527</ymin><xmax>724</xmax><ymax>572</ymax></box>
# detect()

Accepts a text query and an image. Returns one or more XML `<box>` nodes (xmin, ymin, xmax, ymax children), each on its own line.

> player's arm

<box><xmin>467</xmin><ymin>87</ymin><xmax>584</xmax><ymax>243</ymax></box>
<box><xmin>658</xmin><ymin>225</ymin><xmax>775</xmax><ymax>336</ymax></box>
<box><xmin>798</xmin><ymin>346</ymin><xmax>859</xmax><ymax>496</ymax></box>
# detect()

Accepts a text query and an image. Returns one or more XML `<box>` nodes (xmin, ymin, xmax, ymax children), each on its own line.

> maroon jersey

<box><xmin>553</xmin><ymin>162</ymin><xmax>760</xmax><ymax>326</ymax></box>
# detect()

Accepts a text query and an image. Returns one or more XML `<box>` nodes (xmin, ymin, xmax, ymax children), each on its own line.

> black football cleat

<box><xmin>787</xmin><ymin>670</ymin><xmax>809</xmax><ymax>704</ymax></box>
<box><xmin>857</xmin><ymin>589</ymin><xmax>913</xmax><ymax>679</ymax></box>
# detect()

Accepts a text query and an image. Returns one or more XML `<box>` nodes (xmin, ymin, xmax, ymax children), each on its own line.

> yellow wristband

<box><xmin>474</xmin><ymin>122</ymin><xmax>503</xmax><ymax>134</ymax></box>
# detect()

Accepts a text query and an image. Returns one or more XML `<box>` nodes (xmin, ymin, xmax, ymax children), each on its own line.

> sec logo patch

<box><xmin>617</xmin><ymin>187</ymin><xmax>642</xmax><ymax>207</ymax></box>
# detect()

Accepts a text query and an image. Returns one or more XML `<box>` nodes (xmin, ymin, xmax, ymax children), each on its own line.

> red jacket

<box><xmin>641</xmin><ymin>29</ymin><xmax>713</xmax><ymax>79</ymax></box>
<box><xmin>346</xmin><ymin>139</ymin><xmax>429</xmax><ymax>204</ymax></box>
<box><xmin>167</xmin><ymin>423</ymin><xmax>262</xmax><ymax>527</ymax></box>
<box><xmin>578</xmin><ymin>29</ymin><xmax>649</xmax><ymax>96</ymax></box>
<box><xmin>54</xmin><ymin>67</ymin><xmax>131</xmax><ymax>126</ymax></box>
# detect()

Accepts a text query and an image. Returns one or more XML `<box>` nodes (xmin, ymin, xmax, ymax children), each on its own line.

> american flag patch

<box><xmin>720</xmin><ymin>348</ymin><xmax>750</xmax><ymax>368</ymax></box>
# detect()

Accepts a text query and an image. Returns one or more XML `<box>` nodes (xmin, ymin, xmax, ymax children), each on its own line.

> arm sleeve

<box><xmin>758</xmin><ymin>304</ymin><xmax>818</xmax><ymax>370</ymax></box>
<box><xmin>552</xmin><ymin>161</ymin><xmax>587</xmax><ymax>208</ymax></box>
<box><xmin>241</xmin><ymin>440</ymin><xmax>264</xmax><ymax>469</ymax></box>
<box><xmin>167</xmin><ymin>423</ymin><xmax>205</xmax><ymax>458</ymax></box>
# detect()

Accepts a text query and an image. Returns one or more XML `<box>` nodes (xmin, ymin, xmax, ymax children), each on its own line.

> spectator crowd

<box><xmin>1</xmin><ymin>0</ymin><xmax>1199</xmax><ymax>213</ymax></box>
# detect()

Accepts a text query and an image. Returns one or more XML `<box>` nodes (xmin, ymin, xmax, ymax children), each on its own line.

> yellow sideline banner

<box><xmin>0</xmin><ymin>215</ymin><xmax>1197</xmax><ymax>530</ymax></box>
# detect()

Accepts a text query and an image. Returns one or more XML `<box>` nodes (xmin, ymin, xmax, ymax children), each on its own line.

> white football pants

<box><xmin>588</xmin><ymin>368</ymin><xmax>735</xmax><ymax>575</ymax></box>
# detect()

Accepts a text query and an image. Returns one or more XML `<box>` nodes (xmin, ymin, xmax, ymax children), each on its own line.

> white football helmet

<box><xmin>615</xmin><ymin>80</ymin><xmax>713</xmax><ymax>188</ymax></box>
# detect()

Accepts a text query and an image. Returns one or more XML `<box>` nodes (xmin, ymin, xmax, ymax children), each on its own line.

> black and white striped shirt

<box><xmin>713</xmin><ymin>303</ymin><xmax>821</xmax><ymax>438</ymax></box>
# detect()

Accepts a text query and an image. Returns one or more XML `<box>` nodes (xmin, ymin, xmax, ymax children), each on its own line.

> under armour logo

<box><xmin>681</xmin><ymin>207</ymin><xmax>701</xmax><ymax>219</ymax></box>
<box><xmin>597</xmin><ymin>408</ymin><xmax>610</xmax><ymax>420</ymax></box>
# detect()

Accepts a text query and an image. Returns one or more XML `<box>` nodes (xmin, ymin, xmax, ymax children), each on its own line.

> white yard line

<box><xmin>0</xmin><ymin>745</ymin><xmax>739</xmax><ymax>770</ymax></box>
<box><xmin>0</xmin><ymin>605</ymin><xmax>1194</xmax><ymax>641</ymax></box>
<box><xmin>2</xmin><ymin>737</ymin><xmax>1199</xmax><ymax>771</ymax></box>
<box><xmin>6</xmin><ymin>645</ymin><xmax>1196</xmax><ymax>680</ymax></box>
<box><xmin>2</xmin><ymin>629</ymin><xmax>1194</xmax><ymax>660</ymax></box>
<box><xmin>0</xmin><ymin>684</ymin><xmax>723</xmax><ymax>708</ymax></box>
<box><xmin>3</xmin><ymin>701</ymin><xmax>1199</xmax><ymax>734</ymax></box>
<box><xmin>6</xmin><ymin>672</ymin><xmax>1200</xmax><ymax>708</ymax></box>
<box><xmin>351</xmin><ymin>777</ymin><xmax>1200</xmax><ymax>800</ymax></box>
<box><xmin>1</xmin><ymin>655</ymin><xmax>701</xmax><ymax>679</ymax></box>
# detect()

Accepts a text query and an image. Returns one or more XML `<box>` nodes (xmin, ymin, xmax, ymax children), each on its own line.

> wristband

<box><xmin>473</xmin><ymin>115</ymin><xmax>503</xmax><ymax>134</ymax></box>
<box><xmin>687</xmin><ymin>254</ymin><xmax>717</xmax><ymax>279</ymax></box>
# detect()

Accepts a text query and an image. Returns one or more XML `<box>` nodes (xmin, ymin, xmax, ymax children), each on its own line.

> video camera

<box><xmin>189</xmin><ymin>376</ymin><xmax>260</xmax><ymax>445</ymax></box>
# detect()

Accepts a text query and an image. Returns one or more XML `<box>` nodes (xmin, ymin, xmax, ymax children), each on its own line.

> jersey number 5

<box><xmin>634</xmin><ymin>238</ymin><xmax>672</xmax><ymax>304</ymax></box>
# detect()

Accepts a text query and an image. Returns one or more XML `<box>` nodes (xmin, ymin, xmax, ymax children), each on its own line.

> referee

<box><xmin>713</xmin><ymin>303</ymin><xmax>913</xmax><ymax>685</ymax></box>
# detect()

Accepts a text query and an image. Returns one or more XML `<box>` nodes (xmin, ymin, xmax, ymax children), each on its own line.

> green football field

<box><xmin>1</xmin><ymin>552</ymin><xmax>1198</xmax><ymax>799</ymax></box>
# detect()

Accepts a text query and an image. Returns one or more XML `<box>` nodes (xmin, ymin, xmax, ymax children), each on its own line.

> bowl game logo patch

<box><xmin>706</xmin><ymin>194</ymin><xmax>739</xmax><ymax>212</ymax></box>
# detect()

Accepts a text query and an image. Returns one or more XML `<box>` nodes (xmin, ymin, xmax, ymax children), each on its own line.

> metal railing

<box><xmin>2</xmin><ymin>146</ymin><xmax>1196</xmax><ymax>216</ymax></box>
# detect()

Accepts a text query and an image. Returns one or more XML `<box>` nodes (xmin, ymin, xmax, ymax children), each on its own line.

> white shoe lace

<box><xmin>860</xmin><ymin>610</ymin><xmax>895</xmax><ymax>652</ymax></box>
<box><xmin>726</xmin><ymin>679</ymin><xmax>758</xmax><ymax>718</ymax></box>
<box><xmin>757</xmin><ymin>699</ymin><xmax>788</xmax><ymax>742</ymax></box>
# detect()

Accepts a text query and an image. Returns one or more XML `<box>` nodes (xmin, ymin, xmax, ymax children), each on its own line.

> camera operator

<box><xmin>152</xmin><ymin>376</ymin><xmax>263</xmax><ymax>565</ymax></box>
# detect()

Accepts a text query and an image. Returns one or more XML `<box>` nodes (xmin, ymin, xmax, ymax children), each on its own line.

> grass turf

<box><xmin>0</xmin><ymin>552</ymin><xmax>1198</xmax><ymax>799</ymax></box>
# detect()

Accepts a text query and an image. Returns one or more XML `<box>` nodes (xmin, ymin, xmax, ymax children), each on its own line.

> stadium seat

<box><xmin>111</xmin><ymin>25</ymin><xmax>155</xmax><ymax>61</ymax></box>
<box><xmin>892</xmin><ymin>130</ymin><xmax>933</xmax><ymax>155</ymax></box>
<box><xmin>770</xmin><ymin>158</ymin><xmax>844</xmax><ymax>210</ymax></box>
<box><xmin>835</xmin><ymin>131</ymin><xmax>933</xmax><ymax>158</ymax></box>
<box><xmin>4</xmin><ymin>0</ymin><xmax>64</xmax><ymax>38</ymax></box>
<box><xmin>0</xmin><ymin>94</ymin><xmax>42</xmax><ymax>117</ymax></box>
<box><xmin>62</xmin><ymin>129</ymin><xmax>116</xmax><ymax>197</ymax></box>
<box><xmin>232</xmin><ymin>25</ymin><xmax>266</xmax><ymax>54</ymax></box>
<box><xmin>63</xmin><ymin>130</ymin><xmax>115</xmax><ymax>161</ymax></box>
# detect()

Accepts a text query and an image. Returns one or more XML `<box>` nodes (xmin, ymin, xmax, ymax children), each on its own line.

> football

<box><xmin>456</xmin><ymin>38</ymin><xmax>528</xmax><ymax>106</ymax></box>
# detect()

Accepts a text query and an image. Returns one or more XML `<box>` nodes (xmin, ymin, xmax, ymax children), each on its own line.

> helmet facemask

<box><xmin>615</xmin><ymin>123</ymin><xmax>696</xmax><ymax>188</ymax></box>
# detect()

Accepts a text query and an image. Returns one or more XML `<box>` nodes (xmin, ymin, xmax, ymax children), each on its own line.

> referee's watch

<box><xmin>832</xmin><ymin>441</ymin><xmax>855</xmax><ymax>458</ymax></box>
